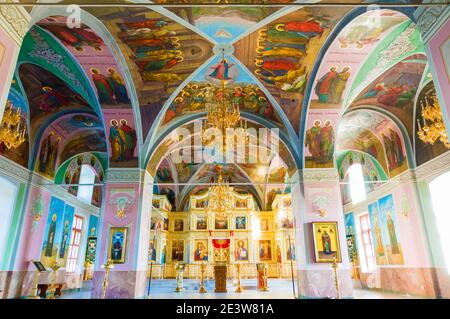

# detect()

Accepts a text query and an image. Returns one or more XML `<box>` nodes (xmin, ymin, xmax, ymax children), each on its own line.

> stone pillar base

<box><xmin>91</xmin><ymin>270</ymin><xmax>148</xmax><ymax>299</ymax></box>
<box><xmin>297</xmin><ymin>268</ymin><xmax>353</xmax><ymax>299</ymax></box>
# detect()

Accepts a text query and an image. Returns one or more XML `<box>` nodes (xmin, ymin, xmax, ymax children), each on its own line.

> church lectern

<box><xmin>214</xmin><ymin>263</ymin><xmax>227</xmax><ymax>293</ymax></box>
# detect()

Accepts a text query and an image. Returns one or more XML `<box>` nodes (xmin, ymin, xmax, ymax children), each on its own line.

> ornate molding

<box><xmin>415</xmin><ymin>1</ymin><xmax>450</xmax><ymax>43</ymax></box>
<box><xmin>0</xmin><ymin>156</ymin><xmax>30</xmax><ymax>182</ymax></box>
<box><xmin>414</xmin><ymin>151</ymin><xmax>450</xmax><ymax>182</ymax></box>
<box><xmin>106</xmin><ymin>168</ymin><xmax>146</xmax><ymax>184</ymax></box>
<box><xmin>0</xmin><ymin>2</ymin><xmax>30</xmax><ymax>45</ymax></box>
<box><xmin>299</xmin><ymin>168</ymin><xmax>340</xmax><ymax>183</ymax></box>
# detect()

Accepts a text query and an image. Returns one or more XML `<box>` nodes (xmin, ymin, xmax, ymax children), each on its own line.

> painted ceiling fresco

<box><xmin>85</xmin><ymin>7</ymin><xmax>215</xmax><ymax>140</ymax></box>
<box><xmin>234</xmin><ymin>6</ymin><xmax>350</xmax><ymax>132</ymax></box>
<box><xmin>337</xmin><ymin>110</ymin><xmax>408</xmax><ymax>178</ymax></box>
<box><xmin>157</xmin><ymin>55</ymin><xmax>287</xmax><ymax>136</ymax></box>
<box><xmin>3</xmin><ymin>3</ymin><xmax>444</xmax><ymax>207</ymax></box>
<box><xmin>348</xmin><ymin>58</ymin><xmax>426</xmax><ymax>141</ymax></box>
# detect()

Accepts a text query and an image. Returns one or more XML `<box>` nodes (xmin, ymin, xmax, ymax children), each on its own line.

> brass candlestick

<box><xmin>332</xmin><ymin>256</ymin><xmax>340</xmax><ymax>299</ymax></box>
<box><xmin>175</xmin><ymin>263</ymin><xmax>185</xmax><ymax>292</ymax></box>
<box><xmin>101</xmin><ymin>259</ymin><xmax>114</xmax><ymax>299</ymax></box>
<box><xmin>235</xmin><ymin>263</ymin><xmax>243</xmax><ymax>293</ymax></box>
<box><xmin>199</xmin><ymin>262</ymin><xmax>207</xmax><ymax>293</ymax></box>
<box><xmin>47</xmin><ymin>262</ymin><xmax>61</xmax><ymax>299</ymax></box>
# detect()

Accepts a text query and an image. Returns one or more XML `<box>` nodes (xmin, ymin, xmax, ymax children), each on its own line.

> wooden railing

<box><xmin>147</xmin><ymin>262</ymin><xmax>297</xmax><ymax>279</ymax></box>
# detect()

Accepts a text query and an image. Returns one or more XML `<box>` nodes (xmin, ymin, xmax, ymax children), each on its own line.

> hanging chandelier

<box><xmin>206</xmin><ymin>165</ymin><xmax>235</xmax><ymax>219</ymax></box>
<box><xmin>201</xmin><ymin>81</ymin><xmax>249</xmax><ymax>151</ymax></box>
<box><xmin>0</xmin><ymin>101</ymin><xmax>27</xmax><ymax>150</ymax></box>
<box><xmin>417</xmin><ymin>93</ymin><xmax>450</xmax><ymax>149</ymax></box>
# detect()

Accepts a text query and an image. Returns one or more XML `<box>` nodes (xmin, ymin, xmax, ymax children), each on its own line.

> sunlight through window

<box><xmin>77</xmin><ymin>165</ymin><xmax>96</xmax><ymax>204</ymax></box>
<box><xmin>429</xmin><ymin>172</ymin><xmax>450</xmax><ymax>274</ymax></box>
<box><xmin>348</xmin><ymin>164</ymin><xmax>366</xmax><ymax>204</ymax></box>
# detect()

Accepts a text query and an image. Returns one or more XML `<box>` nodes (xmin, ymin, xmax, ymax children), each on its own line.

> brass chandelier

<box><xmin>0</xmin><ymin>101</ymin><xmax>27</xmax><ymax>150</ymax></box>
<box><xmin>206</xmin><ymin>165</ymin><xmax>235</xmax><ymax>219</ymax></box>
<box><xmin>417</xmin><ymin>93</ymin><xmax>450</xmax><ymax>149</ymax></box>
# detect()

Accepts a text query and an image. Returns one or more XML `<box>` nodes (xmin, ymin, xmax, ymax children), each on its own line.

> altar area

<box><xmin>148</xmin><ymin>192</ymin><xmax>296</xmax><ymax>281</ymax></box>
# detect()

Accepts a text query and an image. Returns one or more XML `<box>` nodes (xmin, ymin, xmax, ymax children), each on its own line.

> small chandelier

<box><xmin>0</xmin><ymin>101</ymin><xmax>27</xmax><ymax>150</ymax></box>
<box><xmin>206</xmin><ymin>165</ymin><xmax>235</xmax><ymax>219</ymax></box>
<box><xmin>417</xmin><ymin>93</ymin><xmax>450</xmax><ymax>149</ymax></box>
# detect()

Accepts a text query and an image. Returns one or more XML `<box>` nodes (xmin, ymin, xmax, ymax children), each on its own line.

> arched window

<box><xmin>429</xmin><ymin>171</ymin><xmax>450</xmax><ymax>274</ymax></box>
<box><xmin>77</xmin><ymin>165</ymin><xmax>96</xmax><ymax>204</ymax></box>
<box><xmin>348</xmin><ymin>164</ymin><xmax>366</xmax><ymax>204</ymax></box>
<box><xmin>0</xmin><ymin>176</ymin><xmax>18</xmax><ymax>266</ymax></box>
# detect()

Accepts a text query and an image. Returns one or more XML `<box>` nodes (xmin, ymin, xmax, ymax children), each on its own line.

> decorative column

<box><xmin>91</xmin><ymin>168</ymin><xmax>153</xmax><ymax>299</ymax></box>
<box><xmin>415</xmin><ymin>2</ymin><xmax>450</xmax><ymax>133</ymax></box>
<box><xmin>292</xmin><ymin>169</ymin><xmax>353</xmax><ymax>299</ymax></box>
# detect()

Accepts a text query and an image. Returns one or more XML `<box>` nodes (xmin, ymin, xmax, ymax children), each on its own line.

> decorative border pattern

<box><xmin>415</xmin><ymin>1</ymin><xmax>450</xmax><ymax>43</ymax></box>
<box><xmin>0</xmin><ymin>3</ymin><xmax>30</xmax><ymax>45</ymax></box>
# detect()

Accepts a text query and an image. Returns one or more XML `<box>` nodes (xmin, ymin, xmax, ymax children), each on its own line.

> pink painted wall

<box><xmin>97</xmin><ymin>183</ymin><xmax>140</xmax><ymax>271</ymax></box>
<box><xmin>391</xmin><ymin>182</ymin><xmax>431</xmax><ymax>268</ymax></box>
<box><xmin>14</xmin><ymin>186</ymin><xmax>51</xmax><ymax>271</ymax></box>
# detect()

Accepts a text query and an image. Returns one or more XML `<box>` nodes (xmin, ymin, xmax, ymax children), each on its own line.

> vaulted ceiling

<box><xmin>1</xmin><ymin>2</ymin><xmax>447</xmax><ymax>209</ymax></box>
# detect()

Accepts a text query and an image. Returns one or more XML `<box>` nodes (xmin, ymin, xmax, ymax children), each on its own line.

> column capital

<box><xmin>0</xmin><ymin>2</ymin><xmax>30</xmax><ymax>45</ymax></box>
<box><xmin>415</xmin><ymin>1</ymin><xmax>450</xmax><ymax>43</ymax></box>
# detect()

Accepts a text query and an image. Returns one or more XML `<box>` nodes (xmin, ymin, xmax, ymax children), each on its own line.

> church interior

<box><xmin>0</xmin><ymin>0</ymin><xmax>450</xmax><ymax>300</ymax></box>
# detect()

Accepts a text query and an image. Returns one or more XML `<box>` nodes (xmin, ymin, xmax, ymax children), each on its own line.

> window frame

<box><xmin>66</xmin><ymin>215</ymin><xmax>84</xmax><ymax>274</ymax></box>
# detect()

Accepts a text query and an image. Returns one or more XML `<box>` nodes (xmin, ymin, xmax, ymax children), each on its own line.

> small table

<box><xmin>37</xmin><ymin>284</ymin><xmax>63</xmax><ymax>298</ymax></box>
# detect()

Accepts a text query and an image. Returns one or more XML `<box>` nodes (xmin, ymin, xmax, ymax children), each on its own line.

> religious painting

<box><xmin>196</xmin><ymin>198</ymin><xmax>208</xmax><ymax>209</ymax></box>
<box><xmin>368</xmin><ymin>202</ymin><xmax>388</xmax><ymax>265</ymax></box>
<box><xmin>286</xmin><ymin>239</ymin><xmax>296</xmax><ymax>261</ymax></box>
<box><xmin>194</xmin><ymin>239</ymin><xmax>208</xmax><ymax>261</ymax></box>
<box><xmin>259</xmin><ymin>240</ymin><xmax>272</xmax><ymax>261</ymax></box>
<box><xmin>304</xmin><ymin>111</ymin><xmax>339</xmax><ymax>168</ymax></box>
<box><xmin>344</xmin><ymin>213</ymin><xmax>357</xmax><ymax>263</ymax></box>
<box><xmin>235</xmin><ymin>216</ymin><xmax>246</xmax><ymax>230</ymax></box>
<box><xmin>233</xmin><ymin>7</ymin><xmax>349</xmax><ymax>132</ymax></box>
<box><xmin>196</xmin><ymin>215</ymin><xmax>207</xmax><ymax>230</ymax></box>
<box><xmin>212</xmin><ymin>239</ymin><xmax>230</xmax><ymax>262</ymax></box>
<box><xmin>38</xmin><ymin>16</ymin><xmax>132</xmax><ymax>110</ymax></box>
<box><xmin>85</xmin><ymin>8</ymin><xmax>214</xmax><ymax>139</ymax></box>
<box><xmin>149</xmin><ymin>241</ymin><xmax>157</xmax><ymax>262</ymax></box>
<box><xmin>350</xmin><ymin>60</ymin><xmax>426</xmax><ymax>138</ymax></box>
<box><xmin>174</xmin><ymin>219</ymin><xmax>184</xmax><ymax>232</ymax></box>
<box><xmin>308</xmin><ymin>10</ymin><xmax>407</xmax><ymax>110</ymax></box>
<box><xmin>35</xmin><ymin>131</ymin><xmax>62</xmax><ymax>178</ymax></box>
<box><xmin>378</xmin><ymin>194</ymin><xmax>404</xmax><ymax>265</ymax></box>
<box><xmin>58</xmin><ymin>205</ymin><xmax>74</xmax><ymax>264</ymax></box>
<box><xmin>163</xmin><ymin>218</ymin><xmax>169</xmax><ymax>231</ymax></box>
<box><xmin>87</xmin><ymin>214</ymin><xmax>99</xmax><ymax>238</ymax></box>
<box><xmin>171</xmin><ymin>239</ymin><xmax>184</xmax><ymax>262</ymax></box>
<box><xmin>108</xmin><ymin>227</ymin><xmax>128</xmax><ymax>264</ymax></box>
<box><xmin>103</xmin><ymin>109</ymin><xmax>138</xmax><ymax>167</ymax></box>
<box><xmin>85</xmin><ymin>237</ymin><xmax>97</xmax><ymax>264</ymax></box>
<box><xmin>312</xmin><ymin>222</ymin><xmax>342</xmax><ymax>263</ymax></box>
<box><xmin>40</xmin><ymin>197</ymin><xmax>65</xmax><ymax>267</ymax></box>
<box><xmin>381</xmin><ymin>126</ymin><xmax>407</xmax><ymax>177</ymax></box>
<box><xmin>314</xmin><ymin>66</ymin><xmax>351</xmax><ymax>107</ymax></box>
<box><xmin>276</xmin><ymin>243</ymin><xmax>282</xmax><ymax>263</ymax></box>
<box><xmin>415</xmin><ymin>81</ymin><xmax>450</xmax><ymax>166</ymax></box>
<box><xmin>18</xmin><ymin>63</ymin><xmax>92</xmax><ymax>139</ymax></box>
<box><xmin>215</xmin><ymin>217</ymin><xmax>228</xmax><ymax>230</ymax></box>
<box><xmin>234</xmin><ymin>239</ymin><xmax>249</xmax><ymax>261</ymax></box>
<box><xmin>235</xmin><ymin>198</ymin><xmax>247</xmax><ymax>209</ymax></box>
<box><xmin>260</xmin><ymin>218</ymin><xmax>269</xmax><ymax>231</ymax></box>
